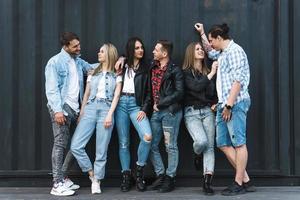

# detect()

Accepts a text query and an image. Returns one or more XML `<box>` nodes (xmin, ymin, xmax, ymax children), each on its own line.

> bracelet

<box><xmin>201</xmin><ymin>33</ymin><xmax>205</xmax><ymax>36</ymax></box>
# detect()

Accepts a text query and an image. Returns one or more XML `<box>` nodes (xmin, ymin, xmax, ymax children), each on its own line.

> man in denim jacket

<box><xmin>45</xmin><ymin>32</ymin><xmax>95</xmax><ymax>196</ymax></box>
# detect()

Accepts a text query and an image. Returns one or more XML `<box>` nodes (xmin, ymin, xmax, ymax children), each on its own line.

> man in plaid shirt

<box><xmin>195</xmin><ymin>23</ymin><xmax>255</xmax><ymax>196</ymax></box>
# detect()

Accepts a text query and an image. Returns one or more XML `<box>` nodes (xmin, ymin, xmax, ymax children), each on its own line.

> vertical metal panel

<box><xmin>0</xmin><ymin>0</ymin><xmax>14</xmax><ymax>170</ymax></box>
<box><xmin>40</xmin><ymin>0</ymin><xmax>63</xmax><ymax>170</ymax></box>
<box><xmin>293</xmin><ymin>0</ymin><xmax>300</xmax><ymax>175</ymax></box>
<box><xmin>0</xmin><ymin>0</ymin><xmax>298</xmax><ymax>184</ymax></box>
<box><xmin>277</xmin><ymin>0</ymin><xmax>292</xmax><ymax>175</ymax></box>
<box><xmin>17</xmin><ymin>0</ymin><xmax>37</xmax><ymax>170</ymax></box>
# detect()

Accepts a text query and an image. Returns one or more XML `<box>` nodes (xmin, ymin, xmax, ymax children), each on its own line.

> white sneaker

<box><xmin>63</xmin><ymin>177</ymin><xmax>80</xmax><ymax>190</ymax></box>
<box><xmin>90</xmin><ymin>176</ymin><xmax>101</xmax><ymax>194</ymax></box>
<box><xmin>50</xmin><ymin>182</ymin><xmax>75</xmax><ymax>196</ymax></box>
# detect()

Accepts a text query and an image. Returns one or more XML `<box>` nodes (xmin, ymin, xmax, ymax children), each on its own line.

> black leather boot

<box><xmin>203</xmin><ymin>174</ymin><xmax>214</xmax><ymax>195</ymax></box>
<box><xmin>150</xmin><ymin>174</ymin><xmax>165</xmax><ymax>190</ymax></box>
<box><xmin>120</xmin><ymin>170</ymin><xmax>132</xmax><ymax>192</ymax></box>
<box><xmin>194</xmin><ymin>153</ymin><xmax>202</xmax><ymax>171</ymax></box>
<box><xmin>136</xmin><ymin>165</ymin><xmax>146</xmax><ymax>191</ymax></box>
<box><xmin>158</xmin><ymin>175</ymin><xmax>175</xmax><ymax>193</ymax></box>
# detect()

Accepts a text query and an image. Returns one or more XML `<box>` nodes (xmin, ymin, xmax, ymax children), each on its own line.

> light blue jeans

<box><xmin>184</xmin><ymin>106</ymin><xmax>215</xmax><ymax>174</ymax></box>
<box><xmin>115</xmin><ymin>95</ymin><xmax>152</xmax><ymax>171</ymax></box>
<box><xmin>150</xmin><ymin>109</ymin><xmax>182</xmax><ymax>177</ymax></box>
<box><xmin>71</xmin><ymin>99</ymin><xmax>113</xmax><ymax>180</ymax></box>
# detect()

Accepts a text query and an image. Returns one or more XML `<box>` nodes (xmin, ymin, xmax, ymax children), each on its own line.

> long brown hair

<box><xmin>92</xmin><ymin>43</ymin><xmax>118</xmax><ymax>75</ymax></box>
<box><xmin>182</xmin><ymin>42</ymin><xmax>209</xmax><ymax>75</ymax></box>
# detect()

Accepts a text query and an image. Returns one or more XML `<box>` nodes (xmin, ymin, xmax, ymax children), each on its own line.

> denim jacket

<box><xmin>45</xmin><ymin>48</ymin><xmax>96</xmax><ymax>113</ymax></box>
<box><xmin>87</xmin><ymin>71</ymin><xmax>118</xmax><ymax>103</ymax></box>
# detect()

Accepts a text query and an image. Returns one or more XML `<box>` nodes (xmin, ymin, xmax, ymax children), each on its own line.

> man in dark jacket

<box><xmin>148</xmin><ymin>40</ymin><xmax>184</xmax><ymax>193</ymax></box>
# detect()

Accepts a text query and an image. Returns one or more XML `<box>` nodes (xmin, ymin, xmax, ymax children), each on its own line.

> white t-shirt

<box><xmin>87</xmin><ymin>72</ymin><xmax>122</xmax><ymax>98</ymax></box>
<box><xmin>122</xmin><ymin>66</ymin><xmax>135</xmax><ymax>93</ymax></box>
<box><xmin>216</xmin><ymin>57</ymin><xmax>223</xmax><ymax>103</ymax></box>
<box><xmin>65</xmin><ymin>58</ymin><xmax>80</xmax><ymax>112</ymax></box>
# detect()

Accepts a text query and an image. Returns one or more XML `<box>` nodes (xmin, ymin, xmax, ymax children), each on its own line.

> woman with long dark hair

<box><xmin>115</xmin><ymin>37</ymin><xmax>152</xmax><ymax>192</ymax></box>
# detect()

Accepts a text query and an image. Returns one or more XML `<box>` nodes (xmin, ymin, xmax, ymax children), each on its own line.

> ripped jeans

<box><xmin>115</xmin><ymin>95</ymin><xmax>152</xmax><ymax>172</ymax></box>
<box><xmin>150</xmin><ymin>109</ymin><xmax>182</xmax><ymax>177</ymax></box>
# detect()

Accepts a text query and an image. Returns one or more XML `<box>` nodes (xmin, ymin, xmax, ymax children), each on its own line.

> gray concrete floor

<box><xmin>0</xmin><ymin>187</ymin><xmax>300</xmax><ymax>200</ymax></box>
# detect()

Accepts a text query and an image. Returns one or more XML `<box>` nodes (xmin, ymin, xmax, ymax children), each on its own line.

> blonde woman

<box><xmin>182</xmin><ymin>42</ymin><xmax>217</xmax><ymax>195</ymax></box>
<box><xmin>71</xmin><ymin>43</ymin><xmax>122</xmax><ymax>194</ymax></box>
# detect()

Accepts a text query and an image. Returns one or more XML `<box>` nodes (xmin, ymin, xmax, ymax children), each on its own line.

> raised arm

<box><xmin>194</xmin><ymin>23</ymin><xmax>220</xmax><ymax>60</ymax></box>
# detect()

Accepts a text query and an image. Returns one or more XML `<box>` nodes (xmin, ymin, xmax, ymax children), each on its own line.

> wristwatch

<box><xmin>225</xmin><ymin>104</ymin><xmax>232</xmax><ymax>110</ymax></box>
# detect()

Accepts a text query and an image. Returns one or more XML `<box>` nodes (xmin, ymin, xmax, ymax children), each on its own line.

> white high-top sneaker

<box><xmin>63</xmin><ymin>177</ymin><xmax>80</xmax><ymax>190</ymax></box>
<box><xmin>90</xmin><ymin>176</ymin><xmax>101</xmax><ymax>194</ymax></box>
<box><xmin>50</xmin><ymin>181</ymin><xmax>75</xmax><ymax>196</ymax></box>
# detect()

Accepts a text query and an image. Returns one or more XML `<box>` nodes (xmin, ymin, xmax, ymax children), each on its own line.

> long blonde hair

<box><xmin>92</xmin><ymin>43</ymin><xmax>118</xmax><ymax>75</ymax></box>
<box><xmin>182</xmin><ymin>42</ymin><xmax>209</xmax><ymax>75</ymax></box>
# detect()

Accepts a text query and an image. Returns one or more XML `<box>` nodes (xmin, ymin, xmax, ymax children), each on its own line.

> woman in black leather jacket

<box><xmin>182</xmin><ymin>41</ymin><xmax>218</xmax><ymax>195</ymax></box>
<box><xmin>115</xmin><ymin>37</ymin><xmax>152</xmax><ymax>192</ymax></box>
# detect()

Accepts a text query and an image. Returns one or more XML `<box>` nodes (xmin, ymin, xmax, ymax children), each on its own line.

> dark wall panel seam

<box><xmin>35</xmin><ymin>0</ymin><xmax>42</xmax><ymax>170</ymax></box>
<box><xmin>11</xmin><ymin>0</ymin><xmax>20</xmax><ymax>170</ymax></box>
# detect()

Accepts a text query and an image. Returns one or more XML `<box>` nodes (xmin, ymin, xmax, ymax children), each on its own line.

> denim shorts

<box><xmin>216</xmin><ymin>99</ymin><xmax>251</xmax><ymax>147</ymax></box>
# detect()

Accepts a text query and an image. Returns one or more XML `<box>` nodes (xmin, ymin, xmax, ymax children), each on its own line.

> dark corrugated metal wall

<box><xmin>0</xmin><ymin>0</ymin><xmax>299</xmax><ymax>185</ymax></box>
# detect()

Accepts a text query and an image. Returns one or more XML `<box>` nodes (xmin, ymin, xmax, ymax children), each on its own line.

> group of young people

<box><xmin>45</xmin><ymin>22</ymin><xmax>254</xmax><ymax>197</ymax></box>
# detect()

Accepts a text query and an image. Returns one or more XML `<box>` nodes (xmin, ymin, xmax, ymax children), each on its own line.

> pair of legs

<box><xmin>216</xmin><ymin>99</ymin><xmax>251</xmax><ymax>185</ymax></box>
<box><xmin>115</xmin><ymin>95</ymin><xmax>152</xmax><ymax>171</ymax></box>
<box><xmin>48</xmin><ymin>103</ymin><xmax>78</xmax><ymax>184</ymax></box>
<box><xmin>219</xmin><ymin>145</ymin><xmax>249</xmax><ymax>184</ymax></box>
<box><xmin>184</xmin><ymin>106</ymin><xmax>215</xmax><ymax>175</ymax></box>
<box><xmin>71</xmin><ymin>99</ymin><xmax>113</xmax><ymax>181</ymax></box>
<box><xmin>150</xmin><ymin>109</ymin><xmax>182</xmax><ymax>178</ymax></box>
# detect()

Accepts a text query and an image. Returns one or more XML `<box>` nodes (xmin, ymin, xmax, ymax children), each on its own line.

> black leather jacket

<box><xmin>120</xmin><ymin>61</ymin><xmax>151</xmax><ymax>115</ymax></box>
<box><xmin>147</xmin><ymin>60</ymin><xmax>184</xmax><ymax>114</ymax></box>
<box><xmin>183</xmin><ymin>68</ymin><xmax>218</xmax><ymax>109</ymax></box>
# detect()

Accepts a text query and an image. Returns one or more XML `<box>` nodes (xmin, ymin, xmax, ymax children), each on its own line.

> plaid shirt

<box><xmin>208</xmin><ymin>40</ymin><xmax>250</xmax><ymax>107</ymax></box>
<box><xmin>151</xmin><ymin>62</ymin><xmax>167</xmax><ymax>105</ymax></box>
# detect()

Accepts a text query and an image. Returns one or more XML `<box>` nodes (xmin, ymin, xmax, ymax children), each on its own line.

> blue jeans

<box><xmin>216</xmin><ymin>99</ymin><xmax>251</xmax><ymax>147</ymax></box>
<box><xmin>150</xmin><ymin>109</ymin><xmax>182</xmax><ymax>177</ymax></box>
<box><xmin>48</xmin><ymin>103</ymin><xmax>78</xmax><ymax>183</ymax></box>
<box><xmin>184</xmin><ymin>106</ymin><xmax>215</xmax><ymax>174</ymax></box>
<box><xmin>115</xmin><ymin>95</ymin><xmax>152</xmax><ymax>171</ymax></box>
<box><xmin>71</xmin><ymin>99</ymin><xmax>113</xmax><ymax>180</ymax></box>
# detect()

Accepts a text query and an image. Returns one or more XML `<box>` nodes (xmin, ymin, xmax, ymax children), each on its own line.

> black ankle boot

<box><xmin>203</xmin><ymin>174</ymin><xmax>214</xmax><ymax>195</ymax></box>
<box><xmin>136</xmin><ymin>165</ymin><xmax>146</xmax><ymax>191</ymax></box>
<box><xmin>194</xmin><ymin>153</ymin><xmax>202</xmax><ymax>171</ymax></box>
<box><xmin>150</xmin><ymin>174</ymin><xmax>165</xmax><ymax>190</ymax></box>
<box><xmin>120</xmin><ymin>170</ymin><xmax>132</xmax><ymax>192</ymax></box>
<box><xmin>158</xmin><ymin>175</ymin><xmax>175</xmax><ymax>193</ymax></box>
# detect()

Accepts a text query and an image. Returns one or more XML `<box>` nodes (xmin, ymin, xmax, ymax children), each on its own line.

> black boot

<box><xmin>149</xmin><ymin>174</ymin><xmax>165</xmax><ymax>190</ymax></box>
<box><xmin>136</xmin><ymin>165</ymin><xmax>146</xmax><ymax>191</ymax></box>
<box><xmin>120</xmin><ymin>170</ymin><xmax>132</xmax><ymax>192</ymax></box>
<box><xmin>194</xmin><ymin>153</ymin><xmax>202</xmax><ymax>171</ymax></box>
<box><xmin>158</xmin><ymin>175</ymin><xmax>175</xmax><ymax>193</ymax></box>
<box><xmin>203</xmin><ymin>174</ymin><xmax>214</xmax><ymax>195</ymax></box>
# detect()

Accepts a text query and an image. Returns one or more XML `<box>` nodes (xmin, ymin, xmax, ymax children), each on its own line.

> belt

<box><xmin>91</xmin><ymin>98</ymin><xmax>111</xmax><ymax>103</ymax></box>
<box><xmin>121</xmin><ymin>92</ymin><xmax>135</xmax><ymax>97</ymax></box>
